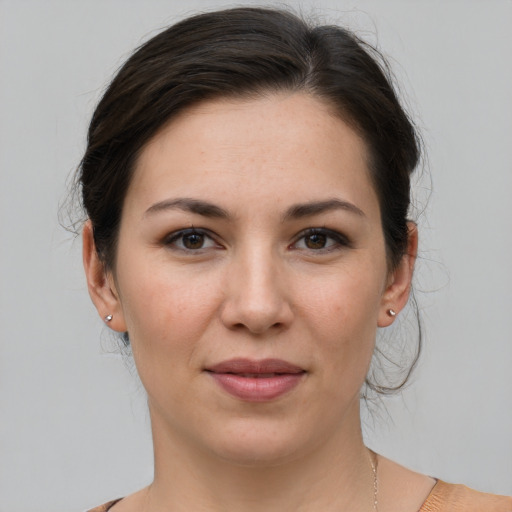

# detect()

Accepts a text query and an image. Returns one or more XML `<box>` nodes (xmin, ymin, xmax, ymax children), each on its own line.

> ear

<box><xmin>378</xmin><ymin>222</ymin><xmax>418</xmax><ymax>327</ymax></box>
<box><xmin>82</xmin><ymin>220</ymin><xmax>127</xmax><ymax>332</ymax></box>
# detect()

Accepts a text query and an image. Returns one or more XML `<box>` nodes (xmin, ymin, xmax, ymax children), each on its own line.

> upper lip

<box><xmin>206</xmin><ymin>358</ymin><xmax>305</xmax><ymax>374</ymax></box>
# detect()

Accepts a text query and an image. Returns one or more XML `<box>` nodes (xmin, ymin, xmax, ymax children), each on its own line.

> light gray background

<box><xmin>1</xmin><ymin>1</ymin><xmax>511</xmax><ymax>511</ymax></box>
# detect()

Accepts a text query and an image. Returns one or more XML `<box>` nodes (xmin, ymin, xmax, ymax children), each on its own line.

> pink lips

<box><xmin>206</xmin><ymin>358</ymin><xmax>305</xmax><ymax>402</ymax></box>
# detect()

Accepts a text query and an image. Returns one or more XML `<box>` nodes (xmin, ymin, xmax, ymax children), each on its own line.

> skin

<box><xmin>84</xmin><ymin>93</ymin><xmax>433</xmax><ymax>511</ymax></box>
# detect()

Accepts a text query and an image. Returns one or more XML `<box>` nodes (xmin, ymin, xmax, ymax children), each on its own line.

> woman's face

<box><xmin>85</xmin><ymin>93</ymin><xmax>414</xmax><ymax>465</ymax></box>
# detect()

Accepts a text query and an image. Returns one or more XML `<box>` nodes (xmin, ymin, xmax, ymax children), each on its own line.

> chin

<box><xmin>201</xmin><ymin>417</ymin><xmax>320</xmax><ymax>468</ymax></box>
<box><xmin>212</xmin><ymin>441</ymin><xmax>305</xmax><ymax>468</ymax></box>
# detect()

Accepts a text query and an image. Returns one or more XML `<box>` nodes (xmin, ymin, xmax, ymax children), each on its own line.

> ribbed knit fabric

<box><xmin>418</xmin><ymin>480</ymin><xmax>512</xmax><ymax>512</ymax></box>
<box><xmin>87</xmin><ymin>498</ymin><xmax>121</xmax><ymax>512</ymax></box>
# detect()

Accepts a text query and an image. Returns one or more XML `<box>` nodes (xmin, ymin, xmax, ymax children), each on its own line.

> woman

<box><xmin>78</xmin><ymin>7</ymin><xmax>511</xmax><ymax>511</ymax></box>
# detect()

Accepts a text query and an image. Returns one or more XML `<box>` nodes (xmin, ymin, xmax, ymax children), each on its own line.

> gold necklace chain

<box><xmin>368</xmin><ymin>449</ymin><xmax>379</xmax><ymax>512</ymax></box>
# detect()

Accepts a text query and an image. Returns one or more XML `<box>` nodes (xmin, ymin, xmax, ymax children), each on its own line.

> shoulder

<box><xmin>377</xmin><ymin>455</ymin><xmax>511</xmax><ymax>512</ymax></box>
<box><xmin>419</xmin><ymin>480</ymin><xmax>512</xmax><ymax>512</ymax></box>
<box><xmin>86</xmin><ymin>499</ymin><xmax>122</xmax><ymax>512</ymax></box>
<box><xmin>86</xmin><ymin>486</ymin><xmax>150</xmax><ymax>511</ymax></box>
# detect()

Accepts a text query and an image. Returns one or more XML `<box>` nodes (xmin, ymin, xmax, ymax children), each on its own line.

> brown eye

<box><xmin>293</xmin><ymin>228</ymin><xmax>350</xmax><ymax>253</ymax></box>
<box><xmin>165</xmin><ymin>229</ymin><xmax>218</xmax><ymax>252</ymax></box>
<box><xmin>304</xmin><ymin>232</ymin><xmax>327</xmax><ymax>249</ymax></box>
<box><xmin>182</xmin><ymin>232</ymin><xmax>205</xmax><ymax>249</ymax></box>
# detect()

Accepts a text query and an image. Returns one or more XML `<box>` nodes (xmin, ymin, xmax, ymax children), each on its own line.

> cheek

<box><xmin>296</xmin><ymin>263</ymin><xmax>384</xmax><ymax>387</ymax></box>
<box><xmin>299</xmin><ymin>264</ymin><xmax>384</xmax><ymax>335</ymax></box>
<box><xmin>115</xmin><ymin>257</ymin><xmax>223</xmax><ymax>376</ymax></box>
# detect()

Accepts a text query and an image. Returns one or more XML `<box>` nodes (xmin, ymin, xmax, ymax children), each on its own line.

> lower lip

<box><xmin>208</xmin><ymin>373</ymin><xmax>304</xmax><ymax>402</ymax></box>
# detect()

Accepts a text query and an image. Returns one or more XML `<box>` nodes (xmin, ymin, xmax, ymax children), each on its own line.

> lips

<box><xmin>205</xmin><ymin>358</ymin><xmax>306</xmax><ymax>402</ymax></box>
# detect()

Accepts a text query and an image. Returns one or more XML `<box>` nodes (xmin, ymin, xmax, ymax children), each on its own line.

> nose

<box><xmin>220</xmin><ymin>246</ymin><xmax>294</xmax><ymax>335</ymax></box>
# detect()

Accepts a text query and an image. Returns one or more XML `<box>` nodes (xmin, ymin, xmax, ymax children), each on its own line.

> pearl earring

<box><xmin>387</xmin><ymin>309</ymin><xmax>396</xmax><ymax>317</ymax></box>
<box><xmin>104</xmin><ymin>314</ymin><xmax>113</xmax><ymax>323</ymax></box>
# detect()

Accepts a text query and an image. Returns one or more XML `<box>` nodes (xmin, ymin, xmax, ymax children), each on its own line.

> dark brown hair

<box><xmin>76</xmin><ymin>7</ymin><xmax>422</xmax><ymax>393</ymax></box>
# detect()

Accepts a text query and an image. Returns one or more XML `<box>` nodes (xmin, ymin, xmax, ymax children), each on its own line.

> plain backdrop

<box><xmin>0</xmin><ymin>1</ymin><xmax>511</xmax><ymax>510</ymax></box>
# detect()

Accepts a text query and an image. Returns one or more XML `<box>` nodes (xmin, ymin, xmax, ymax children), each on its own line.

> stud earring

<box><xmin>104</xmin><ymin>314</ymin><xmax>113</xmax><ymax>323</ymax></box>
<box><xmin>387</xmin><ymin>309</ymin><xmax>396</xmax><ymax>317</ymax></box>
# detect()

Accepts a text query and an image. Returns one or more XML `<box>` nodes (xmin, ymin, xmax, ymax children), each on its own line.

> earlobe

<box><xmin>378</xmin><ymin>222</ymin><xmax>418</xmax><ymax>327</ymax></box>
<box><xmin>82</xmin><ymin>220</ymin><xmax>126</xmax><ymax>331</ymax></box>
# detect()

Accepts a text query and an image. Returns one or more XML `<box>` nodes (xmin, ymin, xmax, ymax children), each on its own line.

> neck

<box><xmin>146</xmin><ymin>399</ymin><xmax>376</xmax><ymax>512</ymax></box>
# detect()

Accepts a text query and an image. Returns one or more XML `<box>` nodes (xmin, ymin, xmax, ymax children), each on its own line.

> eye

<box><xmin>292</xmin><ymin>228</ymin><xmax>350</xmax><ymax>252</ymax></box>
<box><xmin>164</xmin><ymin>228</ymin><xmax>219</xmax><ymax>251</ymax></box>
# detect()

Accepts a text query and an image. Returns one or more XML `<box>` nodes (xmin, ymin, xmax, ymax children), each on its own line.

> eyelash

<box><xmin>163</xmin><ymin>228</ymin><xmax>220</xmax><ymax>252</ymax></box>
<box><xmin>291</xmin><ymin>228</ymin><xmax>351</xmax><ymax>253</ymax></box>
<box><xmin>163</xmin><ymin>227</ymin><xmax>351</xmax><ymax>253</ymax></box>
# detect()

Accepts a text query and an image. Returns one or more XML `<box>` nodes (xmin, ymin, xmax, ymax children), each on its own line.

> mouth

<box><xmin>205</xmin><ymin>358</ymin><xmax>306</xmax><ymax>402</ymax></box>
<box><xmin>229</xmin><ymin>373</ymin><xmax>289</xmax><ymax>378</ymax></box>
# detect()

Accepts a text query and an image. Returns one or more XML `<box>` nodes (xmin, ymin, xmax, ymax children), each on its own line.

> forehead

<box><xmin>127</xmin><ymin>93</ymin><xmax>380</xmax><ymax>220</ymax></box>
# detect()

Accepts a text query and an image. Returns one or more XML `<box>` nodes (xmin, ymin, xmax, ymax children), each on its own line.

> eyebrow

<box><xmin>282</xmin><ymin>199</ymin><xmax>365</xmax><ymax>221</ymax></box>
<box><xmin>144</xmin><ymin>198</ymin><xmax>230</xmax><ymax>219</ymax></box>
<box><xmin>144</xmin><ymin>197</ymin><xmax>365</xmax><ymax>220</ymax></box>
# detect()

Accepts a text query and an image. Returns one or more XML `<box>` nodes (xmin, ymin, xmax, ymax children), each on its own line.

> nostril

<box><xmin>228</xmin><ymin>319</ymin><xmax>287</xmax><ymax>335</ymax></box>
<box><xmin>219</xmin><ymin>275</ymin><xmax>294</xmax><ymax>333</ymax></box>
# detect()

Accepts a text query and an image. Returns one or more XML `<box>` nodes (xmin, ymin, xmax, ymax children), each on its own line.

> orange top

<box><xmin>88</xmin><ymin>480</ymin><xmax>512</xmax><ymax>511</ymax></box>
<box><xmin>418</xmin><ymin>480</ymin><xmax>512</xmax><ymax>511</ymax></box>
